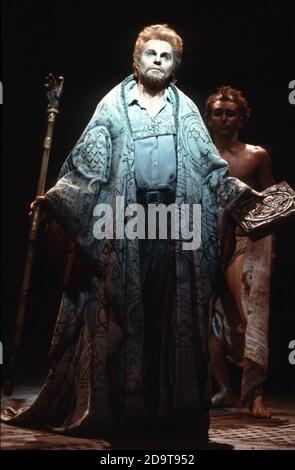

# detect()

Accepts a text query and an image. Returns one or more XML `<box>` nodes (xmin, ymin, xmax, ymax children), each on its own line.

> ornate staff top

<box><xmin>45</xmin><ymin>73</ymin><xmax>64</xmax><ymax>113</ymax></box>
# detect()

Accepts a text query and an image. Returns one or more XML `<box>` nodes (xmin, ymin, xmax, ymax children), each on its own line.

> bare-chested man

<box><xmin>205</xmin><ymin>86</ymin><xmax>274</xmax><ymax>418</ymax></box>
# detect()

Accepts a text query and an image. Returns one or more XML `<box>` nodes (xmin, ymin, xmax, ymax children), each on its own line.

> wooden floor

<box><xmin>1</xmin><ymin>385</ymin><xmax>294</xmax><ymax>450</ymax></box>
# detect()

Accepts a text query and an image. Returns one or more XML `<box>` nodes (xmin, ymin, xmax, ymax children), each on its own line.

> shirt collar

<box><xmin>127</xmin><ymin>81</ymin><xmax>171</xmax><ymax>107</ymax></box>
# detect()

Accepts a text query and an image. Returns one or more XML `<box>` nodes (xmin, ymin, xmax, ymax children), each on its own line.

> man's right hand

<box><xmin>29</xmin><ymin>195</ymin><xmax>47</xmax><ymax>218</ymax></box>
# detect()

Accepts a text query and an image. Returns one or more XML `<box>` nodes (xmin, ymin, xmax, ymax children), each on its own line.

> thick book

<box><xmin>228</xmin><ymin>181</ymin><xmax>295</xmax><ymax>241</ymax></box>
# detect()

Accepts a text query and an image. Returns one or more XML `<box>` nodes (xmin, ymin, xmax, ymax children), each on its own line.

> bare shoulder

<box><xmin>245</xmin><ymin>144</ymin><xmax>269</xmax><ymax>156</ymax></box>
<box><xmin>245</xmin><ymin>144</ymin><xmax>271</xmax><ymax>164</ymax></box>
<box><xmin>245</xmin><ymin>144</ymin><xmax>274</xmax><ymax>188</ymax></box>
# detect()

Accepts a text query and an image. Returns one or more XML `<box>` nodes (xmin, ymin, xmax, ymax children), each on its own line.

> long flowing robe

<box><xmin>2</xmin><ymin>76</ymin><xmax>249</xmax><ymax>435</ymax></box>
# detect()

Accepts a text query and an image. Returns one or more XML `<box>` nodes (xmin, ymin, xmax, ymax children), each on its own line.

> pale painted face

<box><xmin>137</xmin><ymin>39</ymin><xmax>174</xmax><ymax>88</ymax></box>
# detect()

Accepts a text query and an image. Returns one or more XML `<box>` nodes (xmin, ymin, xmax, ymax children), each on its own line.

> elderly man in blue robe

<box><xmin>2</xmin><ymin>24</ymin><xmax>253</xmax><ymax>443</ymax></box>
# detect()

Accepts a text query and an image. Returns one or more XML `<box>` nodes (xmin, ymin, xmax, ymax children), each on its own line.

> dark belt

<box><xmin>136</xmin><ymin>189</ymin><xmax>175</xmax><ymax>205</ymax></box>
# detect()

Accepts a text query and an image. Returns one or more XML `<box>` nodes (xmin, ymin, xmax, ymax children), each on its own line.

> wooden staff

<box><xmin>4</xmin><ymin>74</ymin><xmax>64</xmax><ymax>396</ymax></box>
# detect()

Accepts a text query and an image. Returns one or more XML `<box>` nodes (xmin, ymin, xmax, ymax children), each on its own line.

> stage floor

<box><xmin>1</xmin><ymin>385</ymin><xmax>294</xmax><ymax>450</ymax></box>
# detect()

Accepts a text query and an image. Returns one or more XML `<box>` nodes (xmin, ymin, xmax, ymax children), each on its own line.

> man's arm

<box><xmin>257</xmin><ymin>148</ymin><xmax>275</xmax><ymax>190</ymax></box>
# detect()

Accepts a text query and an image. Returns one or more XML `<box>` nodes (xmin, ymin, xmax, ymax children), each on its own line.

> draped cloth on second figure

<box><xmin>1</xmin><ymin>76</ymin><xmax>249</xmax><ymax>436</ymax></box>
<box><xmin>212</xmin><ymin>233</ymin><xmax>274</xmax><ymax>404</ymax></box>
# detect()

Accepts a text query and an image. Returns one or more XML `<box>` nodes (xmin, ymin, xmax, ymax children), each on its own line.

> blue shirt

<box><xmin>127</xmin><ymin>82</ymin><xmax>177</xmax><ymax>191</ymax></box>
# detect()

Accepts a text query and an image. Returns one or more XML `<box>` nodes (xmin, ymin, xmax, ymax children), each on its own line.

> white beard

<box><xmin>139</xmin><ymin>71</ymin><xmax>170</xmax><ymax>93</ymax></box>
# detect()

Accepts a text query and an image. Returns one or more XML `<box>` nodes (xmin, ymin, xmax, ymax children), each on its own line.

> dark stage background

<box><xmin>1</xmin><ymin>1</ymin><xmax>295</xmax><ymax>395</ymax></box>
